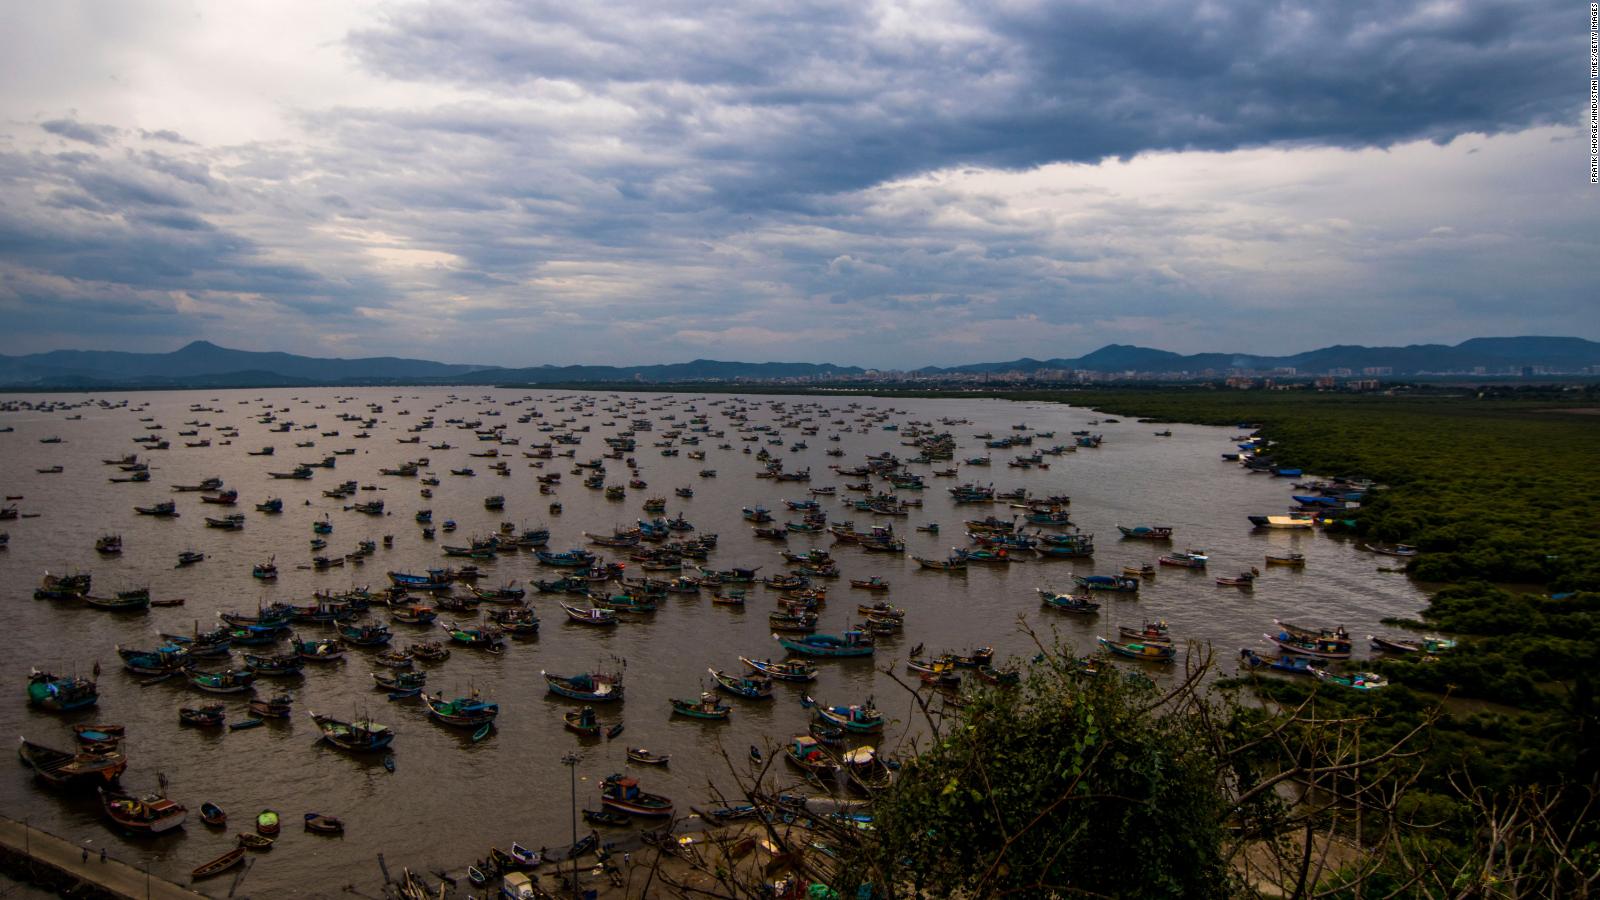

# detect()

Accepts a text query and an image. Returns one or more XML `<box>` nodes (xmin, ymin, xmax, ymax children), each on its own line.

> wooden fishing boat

<box><xmin>190</xmin><ymin>847</ymin><xmax>245</xmax><ymax>879</ymax></box>
<box><xmin>1097</xmin><ymin>636</ymin><xmax>1176</xmax><ymax>662</ymax></box>
<box><xmin>1073</xmin><ymin>574</ymin><xmax>1140</xmax><ymax>593</ymax></box>
<box><xmin>769</xmin><ymin>611</ymin><xmax>818</xmax><ymax>633</ymax></box>
<box><xmin>1265</xmin><ymin>620</ymin><xmax>1352</xmax><ymax>659</ymax></box>
<box><xmin>99</xmin><ymin>788</ymin><xmax>188</xmax><ymax>834</ymax></box>
<box><xmin>236</xmin><ymin>832</ymin><xmax>273</xmax><ymax>850</ymax></box>
<box><xmin>560</xmin><ymin>601</ymin><xmax>619</xmax><ymax>626</ymax></box>
<box><xmin>1118</xmin><ymin>621</ymin><xmax>1172</xmax><ymax>644</ymax></box>
<box><xmin>1265</xmin><ymin>552</ymin><xmax>1307</xmax><ymax>567</ymax></box>
<box><xmin>179</xmin><ymin>704</ymin><xmax>226</xmax><ymax>727</ymax></box>
<box><xmin>775</xmin><ymin>630</ymin><xmax>875</xmax><ymax>658</ymax></box>
<box><xmin>626</xmin><ymin>747</ymin><xmax>670</xmax><ymax>765</ymax></box>
<box><xmin>291</xmin><ymin>635</ymin><xmax>346</xmax><ymax>662</ymax></box>
<box><xmin>1248</xmin><ymin>515</ymin><xmax>1315</xmax><ymax>530</ymax></box>
<box><xmin>784</xmin><ymin>735</ymin><xmax>839</xmax><ymax>777</ymax></box>
<box><xmin>1369</xmin><ymin>634</ymin><xmax>1456</xmax><ymax>655</ymax></box>
<box><xmin>816</xmin><ymin>702</ymin><xmax>883</xmax><ymax>733</ymax></box>
<box><xmin>249</xmin><ymin>693</ymin><xmax>294</xmax><ymax>718</ymax></box>
<box><xmin>407</xmin><ymin>641</ymin><xmax>451</xmax><ymax>662</ymax></box>
<box><xmin>1121</xmin><ymin>563</ymin><xmax>1158</xmax><ymax>578</ymax></box>
<box><xmin>671</xmin><ymin>692</ymin><xmax>732</xmax><ymax>720</ymax></box>
<box><xmin>599</xmin><ymin>774</ymin><xmax>674</xmax><ymax>817</ymax></box>
<box><xmin>373</xmin><ymin>671</ymin><xmax>426</xmax><ymax>692</ymax></box>
<box><xmin>740</xmin><ymin>656</ymin><xmax>818</xmax><ymax>682</ymax></box>
<box><xmin>188</xmin><ymin>668</ymin><xmax>254</xmax><ymax>694</ymax></box>
<box><xmin>241</xmin><ymin>653</ymin><xmax>302</xmax><ymax>677</ymax></box>
<box><xmin>27</xmin><ymin>670</ymin><xmax>98</xmax><ymax>711</ymax></box>
<box><xmin>709</xmin><ymin>668</ymin><xmax>774</xmax><ymax>699</ymax></box>
<box><xmin>18</xmin><ymin>738</ymin><xmax>127</xmax><ymax>789</ymax></box>
<box><xmin>304</xmin><ymin>812</ymin><xmax>345</xmax><ymax>834</ymax></box>
<box><xmin>423</xmin><ymin>692</ymin><xmax>499</xmax><ymax>727</ymax></box>
<box><xmin>439</xmin><ymin>621</ymin><xmax>504</xmax><ymax>653</ymax></box>
<box><xmin>1037</xmin><ymin>590</ymin><xmax>1100</xmax><ymax>614</ymax></box>
<box><xmin>913</xmin><ymin>555</ymin><xmax>967</xmax><ymax>571</ymax></box>
<box><xmin>544</xmin><ymin>670</ymin><xmax>624</xmax><ymax>702</ymax></box>
<box><xmin>1216</xmin><ymin>571</ymin><xmax>1257</xmax><ymax>588</ymax></box>
<box><xmin>309</xmin><ymin>712</ymin><xmax>394</xmax><ymax>752</ymax></box>
<box><xmin>338</xmin><ymin>622</ymin><xmax>393</xmax><ymax>647</ymax></box>
<box><xmin>1238</xmin><ymin>648</ymin><xmax>1316</xmax><ymax>676</ymax></box>
<box><xmin>1158</xmin><ymin>549</ymin><xmax>1209</xmax><ymax>569</ymax></box>
<box><xmin>976</xmin><ymin>665</ymin><xmax>1021</xmax><ymax>686</ymax></box>
<box><xmin>565</xmin><ymin>705</ymin><xmax>603</xmax><ymax>737</ymax></box>
<box><xmin>1117</xmin><ymin>525</ymin><xmax>1173</xmax><ymax>540</ymax></box>
<box><xmin>1311</xmin><ymin>668</ymin><xmax>1389</xmax><ymax>690</ymax></box>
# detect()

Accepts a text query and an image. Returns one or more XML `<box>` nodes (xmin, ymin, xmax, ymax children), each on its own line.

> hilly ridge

<box><xmin>0</xmin><ymin>337</ymin><xmax>1594</xmax><ymax>388</ymax></box>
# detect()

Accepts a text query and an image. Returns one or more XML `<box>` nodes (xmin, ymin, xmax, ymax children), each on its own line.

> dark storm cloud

<box><xmin>348</xmin><ymin>0</ymin><xmax>1574</xmax><ymax>200</ymax></box>
<box><xmin>40</xmin><ymin>118</ymin><xmax>120</xmax><ymax>146</ymax></box>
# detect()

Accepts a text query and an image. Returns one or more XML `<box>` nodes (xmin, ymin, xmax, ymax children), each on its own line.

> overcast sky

<box><xmin>0</xmin><ymin>0</ymin><xmax>1591</xmax><ymax>367</ymax></box>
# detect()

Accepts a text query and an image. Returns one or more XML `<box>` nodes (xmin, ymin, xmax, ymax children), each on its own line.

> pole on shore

<box><xmin>563</xmin><ymin>751</ymin><xmax>580</xmax><ymax>899</ymax></box>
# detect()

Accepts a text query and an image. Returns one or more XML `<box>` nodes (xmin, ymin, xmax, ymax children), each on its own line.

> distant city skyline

<box><xmin>0</xmin><ymin>1</ymin><xmax>1592</xmax><ymax>368</ymax></box>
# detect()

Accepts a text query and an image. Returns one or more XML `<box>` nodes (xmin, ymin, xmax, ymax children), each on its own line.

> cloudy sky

<box><xmin>0</xmin><ymin>0</ymin><xmax>1591</xmax><ymax>367</ymax></box>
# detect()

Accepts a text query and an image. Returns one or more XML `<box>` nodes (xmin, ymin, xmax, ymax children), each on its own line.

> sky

<box><xmin>0</xmin><ymin>0</ymin><xmax>1592</xmax><ymax>368</ymax></box>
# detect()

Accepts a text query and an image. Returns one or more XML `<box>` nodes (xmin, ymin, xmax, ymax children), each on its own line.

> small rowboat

<box><xmin>236</xmin><ymin>832</ymin><xmax>274</xmax><ymax>850</ymax></box>
<box><xmin>200</xmin><ymin>802</ymin><xmax>226</xmax><ymax>827</ymax></box>
<box><xmin>304</xmin><ymin>812</ymin><xmax>345</xmax><ymax>834</ymax></box>
<box><xmin>626</xmin><ymin>747</ymin><xmax>670</xmax><ymax>765</ymax></box>
<box><xmin>191</xmin><ymin>846</ymin><xmax>246</xmax><ymax>880</ymax></box>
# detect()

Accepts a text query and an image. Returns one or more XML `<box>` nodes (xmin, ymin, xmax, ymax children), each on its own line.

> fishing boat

<box><xmin>1073</xmin><ymin>574</ymin><xmax>1140</xmax><ymax>593</ymax></box>
<box><xmin>1117</xmin><ymin>525</ymin><xmax>1173</xmax><ymax>540</ymax></box>
<box><xmin>544</xmin><ymin>670</ymin><xmax>624</xmax><ymax>702</ymax></box>
<box><xmin>309</xmin><ymin>712</ymin><xmax>394</xmax><ymax>752</ymax></box>
<box><xmin>1311</xmin><ymin>668</ymin><xmax>1389</xmax><ymax>691</ymax></box>
<box><xmin>440</xmin><ymin>621</ymin><xmax>504</xmax><ymax>652</ymax></box>
<box><xmin>117</xmin><ymin>644</ymin><xmax>191</xmax><ymax>676</ymax></box>
<box><xmin>188</xmin><ymin>668</ymin><xmax>254</xmax><ymax>694</ymax></box>
<box><xmin>236</xmin><ymin>832</ymin><xmax>274</xmax><ymax>850</ymax></box>
<box><xmin>1158</xmin><ymin>549</ymin><xmax>1209</xmax><ymax>568</ymax></box>
<box><xmin>423</xmin><ymin>692</ymin><xmax>499</xmax><ymax>727</ymax></box>
<box><xmin>242</xmin><ymin>653</ymin><xmax>302</xmax><ymax>677</ymax></box>
<box><xmin>599</xmin><ymin>774</ymin><xmax>674</xmax><ymax>817</ymax></box>
<box><xmin>304</xmin><ymin>812</ymin><xmax>345</xmax><ymax>834</ymax></box>
<box><xmin>565</xmin><ymin>705</ymin><xmax>603</xmax><ymax>736</ymax></box>
<box><xmin>1216</xmin><ymin>571</ymin><xmax>1257</xmax><ymax>588</ymax></box>
<box><xmin>17</xmin><ymin>738</ymin><xmax>127</xmax><ymax>789</ymax></box>
<box><xmin>626</xmin><ymin>747</ymin><xmax>670</xmax><ymax>765</ymax></box>
<box><xmin>99</xmin><ymin>788</ymin><xmax>188</xmax><ymax>834</ymax></box>
<box><xmin>191</xmin><ymin>847</ymin><xmax>246</xmax><ymax>879</ymax></box>
<box><xmin>816</xmin><ymin>701</ymin><xmax>884</xmax><ymax>733</ymax></box>
<box><xmin>292</xmin><ymin>635</ymin><xmax>347</xmax><ymax>662</ymax></box>
<box><xmin>559</xmin><ymin>602</ymin><xmax>618</xmax><ymax>626</ymax></box>
<box><xmin>338</xmin><ymin>622</ymin><xmax>393</xmax><ymax>647</ymax></box>
<box><xmin>740</xmin><ymin>657</ymin><xmax>818</xmax><ymax>682</ymax></box>
<box><xmin>1248</xmin><ymin>515</ymin><xmax>1315</xmax><ymax>530</ymax></box>
<box><xmin>1121</xmin><ymin>563</ymin><xmax>1158</xmax><ymax>578</ymax></box>
<box><xmin>1097</xmin><ymin>636</ymin><xmax>1176</xmax><ymax>662</ymax></box>
<box><xmin>912</xmin><ymin>555</ymin><xmax>967</xmax><ymax>571</ymax></box>
<box><xmin>407</xmin><ymin>641</ymin><xmax>450</xmax><ymax>662</ymax></box>
<box><xmin>709</xmin><ymin>668</ymin><xmax>774</xmax><ymax>699</ymax></box>
<box><xmin>1118</xmin><ymin>621</ymin><xmax>1172</xmax><ymax>644</ymax></box>
<box><xmin>82</xmin><ymin>590</ymin><xmax>151</xmax><ymax>612</ymax></box>
<box><xmin>1265</xmin><ymin>552</ymin><xmax>1307</xmax><ymax>567</ymax></box>
<box><xmin>1238</xmin><ymin>648</ymin><xmax>1317</xmax><ymax>676</ymax></box>
<box><xmin>200</xmin><ymin>802</ymin><xmax>227</xmax><ymax>826</ymax></box>
<box><xmin>26</xmin><ymin>669</ymin><xmax>98</xmax><ymax>711</ymax></box>
<box><xmin>372</xmin><ymin>671</ymin><xmax>427</xmax><ymax>692</ymax></box>
<box><xmin>670</xmin><ymin>692</ymin><xmax>732</xmax><ymax>720</ymax></box>
<box><xmin>784</xmin><ymin>735</ymin><xmax>839</xmax><ymax>777</ymax></box>
<box><xmin>775</xmin><ymin>630</ymin><xmax>875</xmax><ymax>658</ymax></box>
<box><xmin>976</xmin><ymin>665</ymin><xmax>1022</xmax><ymax>686</ymax></box>
<box><xmin>1369</xmin><ymin>634</ymin><xmax>1456</xmax><ymax>655</ymax></box>
<box><xmin>179</xmin><ymin>704</ymin><xmax>226</xmax><ymax>727</ymax></box>
<box><xmin>1037</xmin><ymin>590</ymin><xmax>1100</xmax><ymax>614</ymax></box>
<box><xmin>249</xmin><ymin>693</ymin><xmax>294</xmax><ymax>718</ymax></box>
<box><xmin>1265</xmin><ymin>620</ymin><xmax>1352</xmax><ymax>659</ymax></box>
<box><xmin>1361</xmin><ymin>543</ymin><xmax>1418</xmax><ymax>558</ymax></box>
<box><xmin>135</xmin><ymin>500</ymin><xmax>179</xmax><ymax>517</ymax></box>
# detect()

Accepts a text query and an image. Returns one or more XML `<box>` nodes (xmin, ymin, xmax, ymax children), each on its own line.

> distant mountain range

<box><xmin>0</xmin><ymin>337</ymin><xmax>1594</xmax><ymax>388</ymax></box>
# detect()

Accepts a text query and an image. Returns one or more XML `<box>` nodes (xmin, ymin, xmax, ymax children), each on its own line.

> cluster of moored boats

<box><xmin>6</xmin><ymin>391</ymin><xmax>1443</xmax><ymax>895</ymax></box>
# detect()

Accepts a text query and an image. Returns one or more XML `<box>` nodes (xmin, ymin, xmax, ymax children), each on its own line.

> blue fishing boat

<box><xmin>1073</xmin><ymin>574</ymin><xmax>1141</xmax><ymax>593</ymax></box>
<box><xmin>291</xmin><ymin>635</ymin><xmax>346</xmax><ymax>662</ymax></box>
<box><xmin>774</xmin><ymin>631</ymin><xmax>875</xmax><ymax>658</ymax></box>
<box><xmin>26</xmin><ymin>670</ymin><xmax>98</xmax><ymax>712</ymax></box>
<box><xmin>387</xmin><ymin>569</ymin><xmax>453</xmax><ymax>591</ymax></box>
<box><xmin>116</xmin><ymin>643</ymin><xmax>191</xmax><ymax>675</ymax></box>
<box><xmin>536</xmin><ymin>549</ymin><xmax>596</xmax><ymax>567</ymax></box>
<box><xmin>815</xmin><ymin>701</ymin><xmax>884</xmax><ymax>733</ymax></box>
<box><xmin>242</xmin><ymin>653</ymin><xmax>303</xmax><ymax>677</ymax></box>
<box><xmin>1238</xmin><ymin>648</ymin><xmax>1316</xmax><ymax>676</ymax></box>
<box><xmin>422</xmin><ymin>692</ymin><xmax>499</xmax><ymax>727</ymax></box>
<box><xmin>338</xmin><ymin>622</ymin><xmax>393</xmax><ymax>647</ymax></box>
